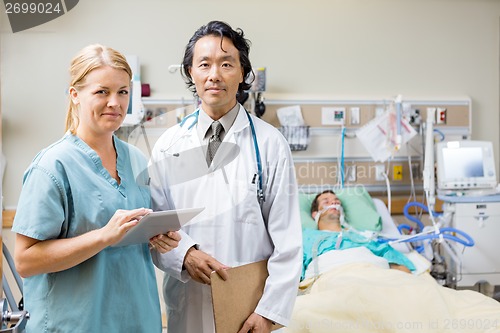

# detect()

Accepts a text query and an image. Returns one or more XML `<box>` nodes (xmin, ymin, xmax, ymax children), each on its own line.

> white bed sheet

<box><xmin>304</xmin><ymin>247</ymin><xmax>389</xmax><ymax>280</ymax></box>
<box><xmin>283</xmin><ymin>198</ymin><xmax>500</xmax><ymax>333</ymax></box>
<box><xmin>287</xmin><ymin>262</ymin><xmax>500</xmax><ymax>333</ymax></box>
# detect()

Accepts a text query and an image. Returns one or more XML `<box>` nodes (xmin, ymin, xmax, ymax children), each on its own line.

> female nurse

<box><xmin>11</xmin><ymin>44</ymin><xmax>180</xmax><ymax>333</ymax></box>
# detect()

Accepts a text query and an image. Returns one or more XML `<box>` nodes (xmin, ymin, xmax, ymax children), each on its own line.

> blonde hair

<box><xmin>65</xmin><ymin>44</ymin><xmax>132</xmax><ymax>134</ymax></box>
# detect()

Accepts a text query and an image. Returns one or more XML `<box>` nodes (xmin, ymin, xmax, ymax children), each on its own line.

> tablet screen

<box><xmin>112</xmin><ymin>207</ymin><xmax>204</xmax><ymax>247</ymax></box>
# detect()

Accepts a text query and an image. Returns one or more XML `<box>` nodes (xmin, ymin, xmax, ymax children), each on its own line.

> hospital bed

<box><xmin>282</xmin><ymin>188</ymin><xmax>500</xmax><ymax>333</ymax></box>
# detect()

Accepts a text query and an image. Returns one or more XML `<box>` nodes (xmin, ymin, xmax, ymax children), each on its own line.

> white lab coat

<box><xmin>150</xmin><ymin>105</ymin><xmax>303</xmax><ymax>333</ymax></box>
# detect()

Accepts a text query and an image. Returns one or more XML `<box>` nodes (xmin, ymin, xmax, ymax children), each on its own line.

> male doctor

<box><xmin>149</xmin><ymin>21</ymin><xmax>302</xmax><ymax>333</ymax></box>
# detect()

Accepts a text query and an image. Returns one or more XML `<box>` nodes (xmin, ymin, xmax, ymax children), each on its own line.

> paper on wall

<box><xmin>276</xmin><ymin>105</ymin><xmax>304</xmax><ymax>126</ymax></box>
<box><xmin>356</xmin><ymin>110</ymin><xmax>417</xmax><ymax>162</ymax></box>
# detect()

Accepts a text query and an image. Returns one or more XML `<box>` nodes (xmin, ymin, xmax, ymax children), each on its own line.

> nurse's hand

<box><xmin>237</xmin><ymin>313</ymin><xmax>273</xmax><ymax>333</ymax></box>
<box><xmin>149</xmin><ymin>231</ymin><xmax>181</xmax><ymax>253</ymax></box>
<box><xmin>103</xmin><ymin>208</ymin><xmax>152</xmax><ymax>246</ymax></box>
<box><xmin>183</xmin><ymin>247</ymin><xmax>229</xmax><ymax>285</ymax></box>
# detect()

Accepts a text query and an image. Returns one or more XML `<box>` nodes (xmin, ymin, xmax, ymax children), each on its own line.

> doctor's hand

<box><xmin>149</xmin><ymin>231</ymin><xmax>181</xmax><ymax>254</ymax></box>
<box><xmin>183</xmin><ymin>247</ymin><xmax>229</xmax><ymax>285</ymax></box>
<box><xmin>237</xmin><ymin>312</ymin><xmax>273</xmax><ymax>333</ymax></box>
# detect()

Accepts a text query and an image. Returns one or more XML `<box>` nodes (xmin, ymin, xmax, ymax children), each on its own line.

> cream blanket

<box><xmin>285</xmin><ymin>263</ymin><xmax>500</xmax><ymax>333</ymax></box>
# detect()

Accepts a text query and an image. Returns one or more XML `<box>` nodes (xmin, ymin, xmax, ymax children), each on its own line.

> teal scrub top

<box><xmin>302</xmin><ymin>228</ymin><xmax>416</xmax><ymax>280</ymax></box>
<box><xmin>12</xmin><ymin>134</ymin><xmax>162</xmax><ymax>333</ymax></box>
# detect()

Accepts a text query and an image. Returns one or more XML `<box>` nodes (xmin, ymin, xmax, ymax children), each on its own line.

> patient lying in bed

<box><xmin>284</xmin><ymin>190</ymin><xmax>500</xmax><ymax>333</ymax></box>
<box><xmin>302</xmin><ymin>190</ymin><xmax>414</xmax><ymax>281</ymax></box>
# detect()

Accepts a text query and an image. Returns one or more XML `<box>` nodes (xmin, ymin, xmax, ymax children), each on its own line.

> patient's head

<box><xmin>311</xmin><ymin>190</ymin><xmax>343</xmax><ymax>232</ymax></box>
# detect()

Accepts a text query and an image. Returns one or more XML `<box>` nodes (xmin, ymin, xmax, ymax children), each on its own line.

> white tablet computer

<box><xmin>113</xmin><ymin>207</ymin><xmax>204</xmax><ymax>247</ymax></box>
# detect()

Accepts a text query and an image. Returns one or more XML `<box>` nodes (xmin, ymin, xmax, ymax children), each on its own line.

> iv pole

<box><xmin>423</xmin><ymin>107</ymin><xmax>436</xmax><ymax>212</ymax></box>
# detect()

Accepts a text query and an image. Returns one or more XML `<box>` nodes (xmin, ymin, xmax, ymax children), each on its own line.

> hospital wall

<box><xmin>1</xmin><ymin>0</ymin><xmax>500</xmax><ymax>207</ymax></box>
<box><xmin>0</xmin><ymin>0</ymin><xmax>500</xmax><ymax>324</ymax></box>
<box><xmin>1</xmin><ymin>0</ymin><xmax>500</xmax><ymax>325</ymax></box>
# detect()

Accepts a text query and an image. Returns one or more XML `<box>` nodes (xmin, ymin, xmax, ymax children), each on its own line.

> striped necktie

<box><xmin>207</xmin><ymin>121</ymin><xmax>223</xmax><ymax>165</ymax></box>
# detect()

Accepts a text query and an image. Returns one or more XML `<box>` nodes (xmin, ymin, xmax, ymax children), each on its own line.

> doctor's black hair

<box><xmin>181</xmin><ymin>20</ymin><xmax>254</xmax><ymax>97</ymax></box>
<box><xmin>310</xmin><ymin>190</ymin><xmax>336</xmax><ymax>216</ymax></box>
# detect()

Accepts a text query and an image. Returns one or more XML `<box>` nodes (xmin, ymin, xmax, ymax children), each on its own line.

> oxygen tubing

<box><xmin>403</xmin><ymin>201</ymin><xmax>442</xmax><ymax>231</ymax></box>
<box><xmin>382</xmin><ymin>226</ymin><xmax>474</xmax><ymax>248</ymax></box>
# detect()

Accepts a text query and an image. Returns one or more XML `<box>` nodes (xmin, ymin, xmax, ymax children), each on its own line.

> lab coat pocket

<box><xmin>232</xmin><ymin>179</ymin><xmax>266</xmax><ymax>243</ymax></box>
<box><xmin>230</xmin><ymin>179</ymin><xmax>260</xmax><ymax>222</ymax></box>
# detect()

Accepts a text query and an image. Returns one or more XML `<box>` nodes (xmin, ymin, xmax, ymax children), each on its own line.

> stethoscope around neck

<box><xmin>177</xmin><ymin>108</ymin><xmax>265</xmax><ymax>205</ymax></box>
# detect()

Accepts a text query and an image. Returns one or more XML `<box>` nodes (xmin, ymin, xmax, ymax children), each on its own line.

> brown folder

<box><xmin>210</xmin><ymin>259</ymin><xmax>282</xmax><ymax>333</ymax></box>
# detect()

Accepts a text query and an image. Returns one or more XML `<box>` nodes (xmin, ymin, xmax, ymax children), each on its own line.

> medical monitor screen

<box><xmin>442</xmin><ymin>147</ymin><xmax>484</xmax><ymax>179</ymax></box>
<box><xmin>436</xmin><ymin>141</ymin><xmax>497</xmax><ymax>190</ymax></box>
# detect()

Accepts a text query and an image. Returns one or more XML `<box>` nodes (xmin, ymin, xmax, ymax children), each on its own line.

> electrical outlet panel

<box><xmin>409</xmin><ymin>108</ymin><xmax>421</xmax><ymax>125</ymax></box>
<box><xmin>350</xmin><ymin>107</ymin><xmax>360</xmax><ymax>125</ymax></box>
<box><xmin>375</xmin><ymin>107</ymin><xmax>385</xmax><ymax>118</ymax></box>
<box><xmin>346</xmin><ymin>165</ymin><xmax>357</xmax><ymax>182</ymax></box>
<box><xmin>393</xmin><ymin>165</ymin><xmax>403</xmax><ymax>181</ymax></box>
<box><xmin>375</xmin><ymin>164</ymin><xmax>386</xmax><ymax>181</ymax></box>
<box><xmin>321</xmin><ymin>107</ymin><xmax>345</xmax><ymax>125</ymax></box>
<box><xmin>436</xmin><ymin>107</ymin><xmax>447</xmax><ymax>124</ymax></box>
<box><xmin>411</xmin><ymin>162</ymin><xmax>421</xmax><ymax>180</ymax></box>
